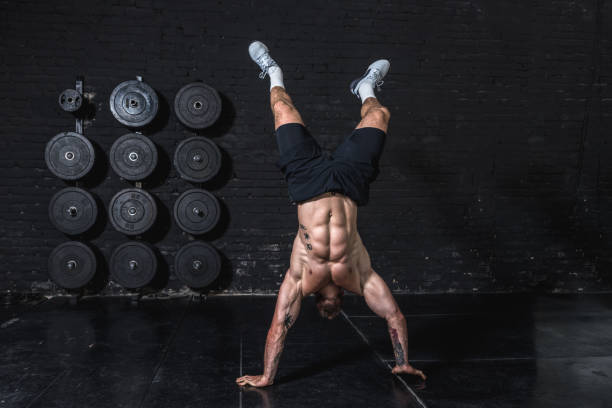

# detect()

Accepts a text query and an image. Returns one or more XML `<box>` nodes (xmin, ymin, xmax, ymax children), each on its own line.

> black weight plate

<box><xmin>173</xmin><ymin>136</ymin><xmax>222</xmax><ymax>183</ymax></box>
<box><xmin>58</xmin><ymin>89</ymin><xmax>82</xmax><ymax>112</ymax></box>
<box><xmin>110</xmin><ymin>241</ymin><xmax>157</xmax><ymax>289</ymax></box>
<box><xmin>174</xmin><ymin>82</ymin><xmax>222</xmax><ymax>129</ymax></box>
<box><xmin>48</xmin><ymin>241</ymin><xmax>97</xmax><ymax>289</ymax></box>
<box><xmin>48</xmin><ymin>187</ymin><xmax>98</xmax><ymax>235</ymax></box>
<box><xmin>109</xmin><ymin>79</ymin><xmax>159</xmax><ymax>127</ymax></box>
<box><xmin>45</xmin><ymin>132</ymin><xmax>95</xmax><ymax>180</ymax></box>
<box><xmin>174</xmin><ymin>241</ymin><xmax>221</xmax><ymax>288</ymax></box>
<box><xmin>173</xmin><ymin>189</ymin><xmax>220</xmax><ymax>235</ymax></box>
<box><xmin>110</xmin><ymin>133</ymin><xmax>158</xmax><ymax>180</ymax></box>
<box><xmin>109</xmin><ymin>188</ymin><xmax>157</xmax><ymax>236</ymax></box>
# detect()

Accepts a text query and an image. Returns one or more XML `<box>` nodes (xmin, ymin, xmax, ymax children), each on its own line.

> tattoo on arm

<box><xmin>299</xmin><ymin>223</ymin><xmax>307</xmax><ymax>230</ymax></box>
<box><xmin>390</xmin><ymin>328</ymin><xmax>406</xmax><ymax>366</ymax></box>
<box><xmin>283</xmin><ymin>313</ymin><xmax>293</xmax><ymax>330</ymax></box>
<box><xmin>306</xmin><ymin>243</ymin><xmax>312</xmax><ymax>251</ymax></box>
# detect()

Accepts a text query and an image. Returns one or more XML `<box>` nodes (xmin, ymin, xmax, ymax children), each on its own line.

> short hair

<box><xmin>315</xmin><ymin>292</ymin><xmax>343</xmax><ymax>319</ymax></box>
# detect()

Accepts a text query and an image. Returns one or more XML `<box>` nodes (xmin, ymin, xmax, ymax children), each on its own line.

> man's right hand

<box><xmin>236</xmin><ymin>374</ymin><xmax>273</xmax><ymax>388</ymax></box>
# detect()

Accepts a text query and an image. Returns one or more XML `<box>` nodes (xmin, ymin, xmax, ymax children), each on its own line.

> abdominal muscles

<box><xmin>295</xmin><ymin>195</ymin><xmax>365</xmax><ymax>294</ymax></box>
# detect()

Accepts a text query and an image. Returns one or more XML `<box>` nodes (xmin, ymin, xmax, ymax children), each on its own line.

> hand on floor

<box><xmin>236</xmin><ymin>374</ymin><xmax>273</xmax><ymax>388</ymax></box>
<box><xmin>391</xmin><ymin>364</ymin><xmax>427</xmax><ymax>380</ymax></box>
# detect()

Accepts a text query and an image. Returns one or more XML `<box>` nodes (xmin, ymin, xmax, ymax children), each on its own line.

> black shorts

<box><xmin>275</xmin><ymin>123</ymin><xmax>386</xmax><ymax>206</ymax></box>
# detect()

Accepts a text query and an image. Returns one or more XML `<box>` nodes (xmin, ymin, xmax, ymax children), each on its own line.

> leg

<box><xmin>349</xmin><ymin>59</ymin><xmax>391</xmax><ymax>132</ymax></box>
<box><xmin>331</xmin><ymin>96</ymin><xmax>387</xmax><ymax>180</ymax></box>
<box><xmin>331</xmin><ymin>96</ymin><xmax>387</xmax><ymax>188</ymax></box>
<box><xmin>272</xmin><ymin>87</ymin><xmax>321</xmax><ymax>179</ymax></box>
<box><xmin>271</xmin><ymin>86</ymin><xmax>305</xmax><ymax>131</ymax></box>
<box><xmin>356</xmin><ymin>97</ymin><xmax>391</xmax><ymax>133</ymax></box>
<box><xmin>247</xmin><ymin>41</ymin><xmax>304</xmax><ymax>131</ymax></box>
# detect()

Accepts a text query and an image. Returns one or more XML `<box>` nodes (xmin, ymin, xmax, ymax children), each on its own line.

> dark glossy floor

<box><xmin>1</xmin><ymin>294</ymin><xmax>611</xmax><ymax>407</ymax></box>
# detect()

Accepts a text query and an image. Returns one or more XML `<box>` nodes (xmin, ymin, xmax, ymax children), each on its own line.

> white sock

<box><xmin>358</xmin><ymin>82</ymin><xmax>375</xmax><ymax>102</ymax></box>
<box><xmin>269</xmin><ymin>66</ymin><xmax>285</xmax><ymax>91</ymax></box>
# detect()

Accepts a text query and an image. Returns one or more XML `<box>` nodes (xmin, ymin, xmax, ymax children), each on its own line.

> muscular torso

<box><xmin>288</xmin><ymin>192</ymin><xmax>372</xmax><ymax>296</ymax></box>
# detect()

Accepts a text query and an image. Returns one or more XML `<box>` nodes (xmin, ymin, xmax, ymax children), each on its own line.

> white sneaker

<box><xmin>350</xmin><ymin>59</ymin><xmax>390</xmax><ymax>98</ymax></box>
<box><xmin>248</xmin><ymin>41</ymin><xmax>279</xmax><ymax>79</ymax></box>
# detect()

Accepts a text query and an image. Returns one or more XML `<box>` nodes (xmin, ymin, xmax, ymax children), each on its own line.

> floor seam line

<box><xmin>24</xmin><ymin>368</ymin><xmax>70</xmax><ymax>408</ymax></box>
<box><xmin>393</xmin><ymin>355</ymin><xmax>612</xmax><ymax>363</ymax></box>
<box><xmin>137</xmin><ymin>298</ymin><xmax>191</xmax><ymax>408</ymax></box>
<box><xmin>341</xmin><ymin>310</ymin><xmax>428</xmax><ymax>408</ymax></box>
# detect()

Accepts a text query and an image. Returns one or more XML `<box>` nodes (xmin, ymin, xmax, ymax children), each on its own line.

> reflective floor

<box><xmin>1</xmin><ymin>293</ymin><xmax>611</xmax><ymax>407</ymax></box>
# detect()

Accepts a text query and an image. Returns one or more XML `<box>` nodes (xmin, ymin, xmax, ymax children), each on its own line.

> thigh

<box><xmin>332</xmin><ymin>127</ymin><xmax>386</xmax><ymax>167</ymax></box>
<box><xmin>275</xmin><ymin>123</ymin><xmax>323</xmax><ymax>174</ymax></box>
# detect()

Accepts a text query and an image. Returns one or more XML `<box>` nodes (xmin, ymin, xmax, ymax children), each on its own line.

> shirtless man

<box><xmin>236</xmin><ymin>41</ymin><xmax>426</xmax><ymax>388</ymax></box>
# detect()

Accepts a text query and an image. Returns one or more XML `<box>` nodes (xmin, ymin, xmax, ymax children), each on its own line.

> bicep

<box><xmin>362</xmin><ymin>271</ymin><xmax>400</xmax><ymax>320</ymax></box>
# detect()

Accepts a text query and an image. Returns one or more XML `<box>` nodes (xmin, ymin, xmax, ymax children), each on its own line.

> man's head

<box><xmin>315</xmin><ymin>283</ymin><xmax>344</xmax><ymax>320</ymax></box>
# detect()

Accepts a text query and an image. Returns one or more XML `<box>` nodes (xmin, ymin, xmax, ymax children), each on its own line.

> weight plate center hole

<box><xmin>65</xmin><ymin>151</ymin><xmax>75</xmax><ymax>160</ymax></box>
<box><xmin>128</xmin><ymin>207</ymin><xmax>137</xmax><ymax>216</ymax></box>
<box><xmin>68</xmin><ymin>206</ymin><xmax>78</xmax><ymax>217</ymax></box>
<box><xmin>128</xmin><ymin>152</ymin><xmax>139</xmax><ymax>162</ymax></box>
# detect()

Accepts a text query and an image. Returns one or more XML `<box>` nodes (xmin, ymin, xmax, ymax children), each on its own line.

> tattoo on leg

<box><xmin>283</xmin><ymin>313</ymin><xmax>293</xmax><ymax>330</ymax></box>
<box><xmin>390</xmin><ymin>328</ymin><xmax>406</xmax><ymax>366</ymax></box>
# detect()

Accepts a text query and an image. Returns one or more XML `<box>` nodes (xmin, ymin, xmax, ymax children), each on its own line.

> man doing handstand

<box><xmin>236</xmin><ymin>41</ymin><xmax>426</xmax><ymax>388</ymax></box>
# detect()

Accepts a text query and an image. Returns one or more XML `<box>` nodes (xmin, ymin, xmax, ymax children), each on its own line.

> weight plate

<box><xmin>109</xmin><ymin>79</ymin><xmax>159</xmax><ymax>127</ymax></box>
<box><xmin>48</xmin><ymin>241</ymin><xmax>97</xmax><ymax>289</ymax></box>
<box><xmin>173</xmin><ymin>189</ymin><xmax>220</xmax><ymax>235</ymax></box>
<box><xmin>174</xmin><ymin>136</ymin><xmax>222</xmax><ymax>183</ymax></box>
<box><xmin>174</xmin><ymin>241</ymin><xmax>221</xmax><ymax>288</ymax></box>
<box><xmin>44</xmin><ymin>132</ymin><xmax>95</xmax><ymax>180</ymax></box>
<box><xmin>58</xmin><ymin>89</ymin><xmax>82</xmax><ymax>112</ymax></box>
<box><xmin>48</xmin><ymin>187</ymin><xmax>98</xmax><ymax>235</ymax></box>
<box><xmin>110</xmin><ymin>133</ymin><xmax>158</xmax><ymax>180</ymax></box>
<box><xmin>174</xmin><ymin>82</ymin><xmax>222</xmax><ymax>129</ymax></box>
<box><xmin>110</xmin><ymin>241</ymin><xmax>157</xmax><ymax>289</ymax></box>
<box><xmin>109</xmin><ymin>188</ymin><xmax>157</xmax><ymax>236</ymax></box>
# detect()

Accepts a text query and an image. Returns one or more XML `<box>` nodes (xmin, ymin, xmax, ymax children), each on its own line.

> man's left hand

<box><xmin>391</xmin><ymin>364</ymin><xmax>427</xmax><ymax>380</ymax></box>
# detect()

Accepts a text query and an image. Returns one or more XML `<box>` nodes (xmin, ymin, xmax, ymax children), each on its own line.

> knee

<box><xmin>379</xmin><ymin>106</ymin><xmax>391</xmax><ymax>120</ymax></box>
<box><xmin>272</xmin><ymin>99</ymin><xmax>296</xmax><ymax>117</ymax></box>
<box><xmin>368</xmin><ymin>106</ymin><xmax>390</xmax><ymax>123</ymax></box>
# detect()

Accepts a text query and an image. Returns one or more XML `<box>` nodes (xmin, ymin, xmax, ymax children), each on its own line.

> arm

<box><xmin>362</xmin><ymin>270</ymin><xmax>426</xmax><ymax>380</ymax></box>
<box><xmin>236</xmin><ymin>271</ymin><xmax>302</xmax><ymax>387</ymax></box>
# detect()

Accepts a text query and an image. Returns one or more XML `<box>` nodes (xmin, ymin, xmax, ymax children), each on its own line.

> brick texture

<box><xmin>0</xmin><ymin>0</ymin><xmax>610</xmax><ymax>294</ymax></box>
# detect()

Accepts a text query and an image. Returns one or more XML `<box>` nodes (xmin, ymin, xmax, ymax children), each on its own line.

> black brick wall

<box><xmin>1</xmin><ymin>0</ymin><xmax>611</xmax><ymax>294</ymax></box>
